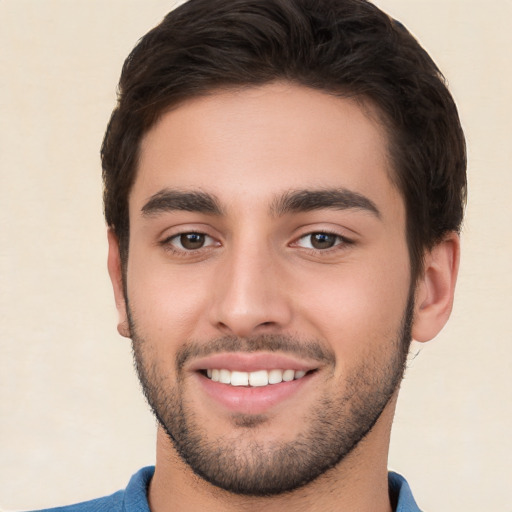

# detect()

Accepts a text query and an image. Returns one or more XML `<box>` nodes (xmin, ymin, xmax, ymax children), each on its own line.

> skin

<box><xmin>108</xmin><ymin>82</ymin><xmax>459</xmax><ymax>512</ymax></box>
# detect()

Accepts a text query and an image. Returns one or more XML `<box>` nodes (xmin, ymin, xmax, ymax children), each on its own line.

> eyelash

<box><xmin>159</xmin><ymin>230</ymin><xmax>354</xmax><ymax>256</ymax></box>
<box><xmin>160</xmin><ymin>232</ymin><xmax>218</xmax><ymax>256</ymax></box>
<box><xmin>292</xmin><ymin>231</ymin><xmax>354</xmax><ymax>253</ymax></box>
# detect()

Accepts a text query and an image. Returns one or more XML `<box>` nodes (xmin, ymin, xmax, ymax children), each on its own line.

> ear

<box><xmin>412</xmin><ymin>232</ymin><xmax>460</xmax><ymax>343</ymax></box>
<box><xmin>107</xmin><ymin>228</ymin><xmax>131</xmax><ymax>338</ymax></box>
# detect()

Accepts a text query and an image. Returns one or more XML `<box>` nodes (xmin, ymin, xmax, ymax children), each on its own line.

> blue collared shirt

<box><xmin>30</xmin><ymin>466</ymin><xmax>422</xmax><ymax>511</ymax></box>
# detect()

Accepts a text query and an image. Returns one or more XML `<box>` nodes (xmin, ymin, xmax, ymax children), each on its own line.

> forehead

<box><xmin>132</xmin><ymin>82</ymin><xmax>402</xmax><ymax>220</ymax></box>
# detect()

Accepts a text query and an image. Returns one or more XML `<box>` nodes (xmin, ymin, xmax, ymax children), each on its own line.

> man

<box><xmin>36</xmin><ymin>0</ymin><xmax>466</xmax><ymax>510</ymax></box>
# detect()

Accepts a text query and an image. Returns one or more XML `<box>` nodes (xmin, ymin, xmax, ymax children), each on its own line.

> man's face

<box><xmin>119</xmin><ymin>83</ymin><xmax>413</xmax><ymax>495</ymax></box>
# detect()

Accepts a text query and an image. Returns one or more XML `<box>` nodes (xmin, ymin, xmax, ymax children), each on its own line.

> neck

<box><xmin>148</xmin><ymin>398</ymin><xmax>397</xmax><ymax>512</ymax></box>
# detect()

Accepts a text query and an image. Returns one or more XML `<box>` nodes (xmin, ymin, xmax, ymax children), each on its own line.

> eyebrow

<box><xmin>140</xmin><ymin>187</ymin><xmax>380</xmax><ymax>219</ymax></box>
<box><xmin>141</xmin><ymin>189</ymin><xmax>223</xmax><ymax>217</ymax></box>
<box><xmin>270</xmin><ymin>188</ymin><xmax>381</xmax><ymax>218</ymax></box>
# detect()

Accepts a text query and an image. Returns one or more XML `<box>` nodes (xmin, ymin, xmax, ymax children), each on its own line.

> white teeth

<box><xmin>205</xmin><ymin>368</ymin><xmax>308</xmax><ymax>386</ymax></box>
<box><xmin>219</xmin><ymin>369</ymin><xmax>231</xmax><ymax>384</ymax></box>
<box><xmin>268</xmin><ymin>369</ymin><xmax>284</xmax><ymax>384</ymax></box>
<box><xmin>230</xmin><ymin>371</ymin><xmax>249</xmax><ymax>386</ymax></box>
<box><xmin>282</xmin><ymin>369</ymin><xmax>295</xmax><ymax>382</ymax></box>
<box><xmin>248</xmin><ymin>370</ymin><xmax>269</xmax><ymax>387</ymax></box>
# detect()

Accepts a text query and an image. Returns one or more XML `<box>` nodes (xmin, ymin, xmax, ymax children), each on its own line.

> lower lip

<box><xmin>195</xmin><ymin>372</ymin><xmax>315</xmax><ymax>415</ymax></box>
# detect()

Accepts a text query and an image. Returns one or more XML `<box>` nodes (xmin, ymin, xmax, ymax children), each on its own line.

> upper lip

<box><xmin>187</xmin><ymin>352</ymin><xmax>320</xmax><ymax>373</ymax></box>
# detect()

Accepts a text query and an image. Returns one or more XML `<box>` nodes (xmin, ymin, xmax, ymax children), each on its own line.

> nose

<box><xmin>209</xmin><ymin>241</ymin><xmax>293</xmax><ymax>338</ymax></box>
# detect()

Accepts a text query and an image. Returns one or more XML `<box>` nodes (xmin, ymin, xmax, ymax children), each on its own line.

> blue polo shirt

<box><xmin>30</xmin><ymin>466</ymin><xmax>421</xmax><ymax>511</ymax></box>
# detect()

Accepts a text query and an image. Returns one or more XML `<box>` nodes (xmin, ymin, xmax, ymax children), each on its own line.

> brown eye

<box><xmin>163</xmin><ymin>232</ymin><xmax>219</xmax><ymax>254</ymax></box>
<box><xmin>310</xmin><ymin>233</ymin><xmax>338</xmax><ymax>249</ymax></box>
<box><xmin>179</xmin><ymin>233</ymin><xmax>206</xmax><ymax>250</ymax></box>
<box><xmin>295</xmin><ymin>232</ymin><xmax>345</xmax><ymax>250</ymax></box>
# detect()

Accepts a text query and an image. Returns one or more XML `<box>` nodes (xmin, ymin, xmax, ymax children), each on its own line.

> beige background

<box><xmin>1</xmin><ymin>0</ymin><xmax>511</xmax><ymax>510</ymax></box>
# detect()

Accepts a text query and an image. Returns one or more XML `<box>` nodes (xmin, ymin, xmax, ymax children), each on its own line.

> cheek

<box><xmin>126</xmin><ymin>251</ymin><xmax>212</xmax><ymax>339</ymax></box>
<box><xmin>293</xmin><ymin>253</ymin><xmax>410</xmax><ymax>357</ymax></box>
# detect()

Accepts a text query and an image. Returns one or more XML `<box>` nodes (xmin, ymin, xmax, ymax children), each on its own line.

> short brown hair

<box><xmin>101</xmin><ymin>0</ymin><xmax>466</xmax><ymax>280</ymax></box>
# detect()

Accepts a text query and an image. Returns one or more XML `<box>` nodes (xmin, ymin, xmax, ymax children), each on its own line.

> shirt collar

<box><xmin>123</xmin><ymin>467</ymin><xmax>422</xmax><ymax>511</ymax></box>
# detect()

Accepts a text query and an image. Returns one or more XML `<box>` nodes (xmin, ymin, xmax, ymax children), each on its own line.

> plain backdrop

<box><xmin>1</xmin><ymin>1</ymin><xmax>511</xmax><ymax>510</ymax></box>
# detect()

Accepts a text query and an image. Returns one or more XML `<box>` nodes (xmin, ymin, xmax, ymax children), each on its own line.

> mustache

<box><xmin>175</xmin><ymin>334</ymin><xmax>335</xmax><ymax>371</ymax></box>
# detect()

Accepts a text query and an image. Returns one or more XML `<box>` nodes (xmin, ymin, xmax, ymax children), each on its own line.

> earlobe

<box><xmin>412</xmin><ymin>232</ymin><xmax>460</xmax><ymax>343</ymax></box>
<box><xmin>107</xmin><ymin>229</ymin><xmax>131</xmax><ymax>338</ymax></box>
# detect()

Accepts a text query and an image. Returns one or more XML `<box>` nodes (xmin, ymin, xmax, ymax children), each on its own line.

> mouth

<box><xmin>189</xmin><ymin>352</ymin><xmax>321</xmax><ymax>415</ymax></box>
<box><xmin>201</xmin><ymin>368</ymin><xmax>311</xmax><ymax>387</ymax></box>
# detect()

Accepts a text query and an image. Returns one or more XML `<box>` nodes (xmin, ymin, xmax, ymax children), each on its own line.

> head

<box><xmin>102</xmin><ymin>0</ymin><xmax>466</xmax><ymax>499</ymax></box>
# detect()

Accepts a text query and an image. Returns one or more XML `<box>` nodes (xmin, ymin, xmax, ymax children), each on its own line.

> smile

<box><xmin>205</xmin><ymin>368</ymin><xmax>308</xmax><ymax>387</ymax></box>
<box><xmin>192</xmin><ymin>354</ymin><xmax>319</xmax><ymax>414</ymax></box>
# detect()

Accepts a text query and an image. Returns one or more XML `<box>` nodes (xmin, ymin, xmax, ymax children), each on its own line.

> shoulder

<box><xmin>26</xmin><ymin>466</ymin><xmax>154</xmax><ymax>512</ymax></box>
<box><xmin>388</xmin><ymin>471</ymin><xmax>423</xmax><ymax>512</ymax></box>
<box><xmin>28</xmin><ymin>491</ymin><xmax>124</xmax><ymax>512</ymax></box>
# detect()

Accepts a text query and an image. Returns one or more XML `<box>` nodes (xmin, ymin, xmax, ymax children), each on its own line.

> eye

<box><xmin>166</xmin><ymin>232</ymin><xmax>217</xmax><ymax>251</ymax></box>
<box><xmin>295</xmin><ymin>232</ymin><xmax>346</xmax><ymax>250</ymax></box>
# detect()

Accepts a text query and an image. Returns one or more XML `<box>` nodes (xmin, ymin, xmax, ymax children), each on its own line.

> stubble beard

<box><xmin>129</xmin><ymin>298</ymin><xmax>413</xmax><ymax>497</ymax></box>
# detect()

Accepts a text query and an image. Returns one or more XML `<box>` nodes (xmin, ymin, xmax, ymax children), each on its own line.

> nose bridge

<box><xmin>211</xmin><ymin>235</ymin><xmax>291</xmax><ymax>336</ymax></box>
